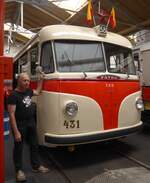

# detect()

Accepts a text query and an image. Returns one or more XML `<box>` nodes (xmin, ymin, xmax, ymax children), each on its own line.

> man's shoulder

<box><xmin>9</xmin><ymin>90</ymin><xmax>18</xmax><ymax>97</ymax></box>
<box><xmin>9</xmin><ymin>88</ymin><xmax>33</xmax><ymax>97</ymax></box>
<box><xmin>7</xmin><ymin>90</ymin><xmax>18</xmax><ymax>104</ymax></box>
<box><xmin>8</xmin><ymin>89</ymin><xmax>23</xmax><ymax>99</ymax></box>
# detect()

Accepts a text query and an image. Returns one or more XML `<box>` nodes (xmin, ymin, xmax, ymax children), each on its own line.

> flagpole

<box><xmin>93</xmin><ymin>15</ymin><xmax>96</xmax><ymax>26</ymax></box>
<box><xmin>106</xmin><ymin>13</ymin><xmax>111</xmax><ymax>30</ymax></box>
<box><xmin>91</xmin><ymin>0</ymin><xmax>96</xmax><ymax>26</ymax></box>
<box><xmin>98</xmin><ymin>1</ymin><xmax>100</xmax><ymax>14</ymax></box>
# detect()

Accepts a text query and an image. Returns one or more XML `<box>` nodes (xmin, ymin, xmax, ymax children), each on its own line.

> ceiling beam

<box><xmin>119</xmin><ymin>18</ymin><xmax>150</xmax><ymax>35</ymax></box>
<box><xmin>108</xmin><ymin>0</ymin><xmax>143</xmax><ymax>24</ymax></box>
<box><xmin>30</xmin><ymin>4</ymin><xmax>64</xmax><ymax>23</ymax></box>
<box><xmin>64</xmin><ymin>0</ymin><xmax>88</xmax><ymax>23</ymax></box>
<box><xmin>5</xmin><ymin>0</ymin><xmax>65</xmax><ymax>23</ymax></box>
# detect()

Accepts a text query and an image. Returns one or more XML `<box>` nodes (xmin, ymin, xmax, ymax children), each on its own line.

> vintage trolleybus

<box><xmin>14</xmin><ymin>25</ymin><xmax>143</xmax><ymax>147</ymax></box>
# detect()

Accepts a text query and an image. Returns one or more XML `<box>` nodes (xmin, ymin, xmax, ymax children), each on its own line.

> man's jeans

<box><xmin>13</xmin><ymin>120</ymin><xmax>40</xmax><ymax>171</ymax></box>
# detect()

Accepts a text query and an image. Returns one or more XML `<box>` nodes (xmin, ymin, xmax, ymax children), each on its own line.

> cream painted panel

<box><xmin>118</xmin><ymin>91</ymin><xmax>141</xmax><ymax>127</ymax></box>
<box><xmin>45</xmin><ymin>72</ymin><xmax>139</xmax><ymax>80</ymax></box>
<box><xmin>59</xmin><ymin>93</ymin><xmax>104</xmax><ymax>134</ymax></box>
<box><xmin>142</xmin><ymin>50</ymin><xmax>150</xmax><ymax>86</ymax></box>
<box><xmin>36</xmin><ymin>91</ymin><xmax>103</xmax><ymax>144</ymax></box>
<box><xmin>36</xmin><ymin>92</ymin><xmax>60</xmax><ymax>144</ymax></box>
<box><xmin>40</xmin><ymin>25</ymin><xmax>132</xmax><ymax>48</ymax></box>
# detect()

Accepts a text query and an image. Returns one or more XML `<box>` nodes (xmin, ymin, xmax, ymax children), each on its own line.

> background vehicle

<box><xmin>14</xmin><ymin>25</ymin><xmax>143</xmax><ymax>147</ymax></box>
<box><xmin>134</xmin><ymin>42</ymin><xmax>150</xmax><ymax>125</ymax></box>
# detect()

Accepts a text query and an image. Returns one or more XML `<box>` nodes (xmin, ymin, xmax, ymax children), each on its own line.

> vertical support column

<box><xmin>0</xmin><ymin>0</ymin><xmax>5</xmax><ymax>183</ymax></box>
<box><xmin>20</xmin><ymin>2</ymin><xmax>24</xmax><ymax>28</ymax></box>
<box><xmin>0</xmin><ymin>59</ymin><xmax>4</xmax><ymax>183</ymax></box>
<box><xmin>0</xmin><ymin>0</ymin><xmax>4</xmax><ymax>55</ymax></box>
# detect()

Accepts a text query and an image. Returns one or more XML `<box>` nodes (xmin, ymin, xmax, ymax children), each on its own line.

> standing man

<box><xmin>8</xmin><ymin>72</ymin><xmax>49</xmax><ymax>182</ymax></box>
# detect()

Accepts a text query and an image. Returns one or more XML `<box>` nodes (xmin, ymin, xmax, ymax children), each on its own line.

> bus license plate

<box><xmin>64</xmin><ymin>120</ymin><xmax>80</xmax><ymax>129</ymax></box>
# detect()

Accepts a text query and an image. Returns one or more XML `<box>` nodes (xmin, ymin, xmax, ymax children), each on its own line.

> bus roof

<box><xmin>39</xmin><ymin>25</ymin><xmax>132</xmax><ymax>48</ymax></box>
<box><xmin>15</xmin><ymin>25</ymin><xmax>132</xmax><ymax>60</ymax></box>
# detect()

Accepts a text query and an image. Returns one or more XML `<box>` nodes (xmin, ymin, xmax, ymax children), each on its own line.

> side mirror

<box><xmin>35</xmin><ymin>66</ymin><xmax>43</xmax><ymax>74</ymax></box>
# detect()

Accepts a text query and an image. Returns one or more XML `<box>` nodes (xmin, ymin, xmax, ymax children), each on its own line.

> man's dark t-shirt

<box><xmin>7</xmin><ymin>88</ymin><xmax>36</xmax><ymax>127</ymax></box>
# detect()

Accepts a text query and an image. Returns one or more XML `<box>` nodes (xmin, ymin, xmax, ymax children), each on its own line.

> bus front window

<box><xmin>54</xmin><ymin>40</ymin><xmax>105</xmax><ymax>73</ymax></box>
<box><xmin>104</xmin><ymin>43</ymin><xmax>136</xmax><ymax>75</ymax></box>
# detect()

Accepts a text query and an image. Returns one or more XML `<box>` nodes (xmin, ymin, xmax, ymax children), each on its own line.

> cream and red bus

<box><xmin>14</xmin><ymin>25</ymin><xmax>143</xmax><ymax>147</ymax></box>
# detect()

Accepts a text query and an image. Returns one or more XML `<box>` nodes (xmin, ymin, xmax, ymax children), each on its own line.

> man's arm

<box><xmin>8</xmin><ymin>104</ymin><xmax>21</xmax><ymax>142</ymax></box>
<box><xmin>33</xmin><ymin>72</ymin><xmax>45</xmax><ymax>96</ymax></box>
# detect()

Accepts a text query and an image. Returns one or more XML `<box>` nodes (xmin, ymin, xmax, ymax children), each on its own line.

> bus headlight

<box><xmin>65</xmin><ymin>101</ymin><xmax>78</xmax><ymax>117</ymax></box>
<box><xmin>136</xmin><ymin>98</ymin><xmax>144</xmax><ymax>111</ymax></box>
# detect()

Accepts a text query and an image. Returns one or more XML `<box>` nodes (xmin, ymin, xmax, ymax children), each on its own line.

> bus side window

<box><xmin>134</xmin><ymin>53</ymin><xmax>141</xmax><ymax>72</ymax></box>
<box><xmin>41</xmin><ymin>42</ymin><xmax>54</xmax><ymax>74</ymax></box>
<box><xmin>29</xmin><ymin>45</ymin><xmax>38</xmax><ymax>76</ymax></box>
<box><xmin>19</xmin><ymin>53</ymin><xmax>29</xmax><ymax>74</ymax></box>
<box><xmin>108</xmin><ymin>55</ymin><xmax>122</xmax><ymax>73</ymax></box>
<box><xmin>109</xmin><ymin>55</ymin><xmax>117</xmax><ymax>69</ymax></box>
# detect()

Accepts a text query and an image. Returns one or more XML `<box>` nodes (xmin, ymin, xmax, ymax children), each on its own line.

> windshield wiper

<box><xmin>83</xmin><ymin>72</ymin><xmax>87</xmax><ymax>79</ymax></box>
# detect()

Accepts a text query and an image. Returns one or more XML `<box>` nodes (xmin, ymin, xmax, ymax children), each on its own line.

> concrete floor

<box><xmin>4</xmin><ymin>128</ymin><xmax>150</xmax><ymax>183</ymax></box>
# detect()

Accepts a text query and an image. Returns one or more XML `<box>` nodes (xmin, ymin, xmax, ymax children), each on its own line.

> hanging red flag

<box><xmin>109</xmin><ymin>7</ymin><xmax>116</xmax><ymax>29</ymax></box>
<box><xmin>98</xmin><ymin>9</ymin><xmax>109</xmax><ymax>24</ymax></box>
<box><xmin>86</xmin><ymin>0</ymin><xmax>93</xmax><ymax>25</ymax></box>
<box><xmin>97</xmin><ymin>1</ymin><xmax>109</xmax><ymax>24</ymax></box>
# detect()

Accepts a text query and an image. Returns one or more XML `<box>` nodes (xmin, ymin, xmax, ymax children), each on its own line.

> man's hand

<box><xmin>38</xmin><ymin>72</ymin><xmax>45</xmax><ymax>80</ymax></box>
<box><xmin>14</xmin><ymin>130</ymin><xmax>22</xmax><ymax>142</ymax></box>
<box><xmin>34</xmin><ymin>72</ymin><xmax>45</xmax><ymax>96</ymax></box>
<box><xmin>36</xmin><ymin>66</ymin><xmax>45</xmax><ymax>80</ymax></box>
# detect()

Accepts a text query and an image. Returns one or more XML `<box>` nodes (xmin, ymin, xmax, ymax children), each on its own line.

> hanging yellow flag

<box><xmin>86</xmin><ymin>0</ymin><xmax>93</xmax><ymax>25</ymax></box>
<box><xmin>109</xmin><ymin>7</ymin><xmax>116</xmax><ymax>29</ymax></box>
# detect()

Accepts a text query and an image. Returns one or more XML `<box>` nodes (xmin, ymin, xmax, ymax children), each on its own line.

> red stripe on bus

<box><xmin>143</xmin><ymin>86</ymin><xmax>150</xmax><ymax>101</ymax></box>
<box><xmin>31</xmin><ymin>80</ymin><xmax>140</xmax><ymax>130</ymax></box>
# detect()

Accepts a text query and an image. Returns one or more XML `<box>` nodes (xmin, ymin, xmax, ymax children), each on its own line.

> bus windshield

<box><xmin>54</xmin><ymin>40</ymin><xmax>105</xmax><ymax>72</ymax></box>
<box><xmin>54</xmin><ymin>40</ymin><xmax>136</xmax><ymax>75</ymax></box>
<box><xmin>104</xmin><ymin>43</ymin><xmax>136</xmax><ymax>75</ymax></box>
